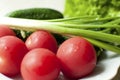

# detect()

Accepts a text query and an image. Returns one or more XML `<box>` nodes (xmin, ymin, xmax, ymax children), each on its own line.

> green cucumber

<box><xmin>7</xmin><ymin>8</ymin><xmax>63</xmax><ymax>20</ymax></box>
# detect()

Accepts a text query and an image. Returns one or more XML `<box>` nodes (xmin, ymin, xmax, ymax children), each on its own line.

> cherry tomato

<box><xmin>0</xmin><ymin>25</ymin><xmax>15</xmax><ymax>37</ymax></box>
<box><xmin>25</xmin><ymin>30</ymin><xmax>58</xmax><ymax>53</ymax></box>
<box><xmin>21</xmin><ymin>48</ymin><xmax>60</xmax><ymax>80</ymax></box>
<box><xmin>57</xmin><ymin>37</ymin><xmax>97</xmax><ymax>79</ymax></box>
<box><xmin>0</xmin><ymin>36</ymin><xmax>28</xmax><ymax>77</ymax></box>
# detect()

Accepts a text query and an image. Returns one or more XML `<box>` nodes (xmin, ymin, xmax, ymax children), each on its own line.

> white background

<box><xmin>0</xmin><ymin>0</ymin><xmax>65</xmax><ymax>16</ymax></box>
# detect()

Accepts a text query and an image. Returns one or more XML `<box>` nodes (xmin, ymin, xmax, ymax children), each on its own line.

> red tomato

<box><xmin>57</xmin><ymin>37</ymin><xmax>97</xmax><ymax>79</ymax></box>
<box><xmin>0</xmin><ymin>25</ymin><xmax>15</xmax><ymax>37</ymax></box>
<box><xmin>25</xmin><ymin>30</ymin><xmax>58</xmax><ymax>53</ymax></box>
<box><xmin>21</xmin><ymin>48</ymin><xmax>60</xmax><ymax>80</ymax></box>
<box><xmin>0</xmin><ymin>36</ymin><xmax>28</xmax><ymax>77</ymax></box>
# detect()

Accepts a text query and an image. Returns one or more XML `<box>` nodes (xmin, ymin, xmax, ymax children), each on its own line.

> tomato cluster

<box><xmin>0</xmin><ymin>25</ymin><xmax>97</xmax><ymax>80</ymax></box>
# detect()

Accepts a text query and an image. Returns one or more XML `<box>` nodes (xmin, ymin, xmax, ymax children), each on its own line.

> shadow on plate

<box><xmin>57</xmin><ymin>64</ymin><xmax>105</xmax><ymax>80</ymax></box>
<box><xmin>81</xmin><ymin>63</ymin><xmax>105</xmax><ymax>79</ymax></box>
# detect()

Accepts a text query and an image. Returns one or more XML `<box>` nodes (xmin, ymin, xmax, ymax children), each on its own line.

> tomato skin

<box><xmin>0</xmin><ymin>36</ymin><xmax>28</xmax><ymax>77</ymax></box>
<box><xmin>21</xmin><ymin>48</ymin><xmax>60</xmax><ymax>80</ymax></box>
<box><xmin>57</xmin><ymin>37</ymin><xmax>97</xmax><ymax>79</ymax></box>
<box><xmin>0</xmin><ymin>25</ymin><xmax>15</xmax><ymax>37</ymax></box>
<box><xmin>25</xmin><ymin>30</ymin><xmax>58</xmax><ymax>53</ymax></box>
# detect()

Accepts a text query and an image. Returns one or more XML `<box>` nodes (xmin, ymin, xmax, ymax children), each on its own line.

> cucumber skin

<box><xmin>7</xmin><ymin>8</ymin><xmax>63</xmax><ymax>20</ymax></box>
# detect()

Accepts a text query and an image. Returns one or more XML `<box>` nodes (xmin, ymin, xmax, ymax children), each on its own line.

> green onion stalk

<box><xmin>0</xmin><ymin>16</ymin><xmax>120</xmax><ymax>54</ymax></box>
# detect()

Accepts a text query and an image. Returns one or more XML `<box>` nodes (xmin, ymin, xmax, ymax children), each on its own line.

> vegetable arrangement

<box><xmin>0</xmin><ymin>7</ymin><xmax>120</xmax><ymax>80</ymax></box>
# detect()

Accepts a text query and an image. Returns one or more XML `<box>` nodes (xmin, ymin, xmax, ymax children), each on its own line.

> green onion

<box><xmin>0</xmin><ymin>17</ymin><xmax>120</xmax><ymax>54</ymax></box>
<box><xmin>86</xmin><ymin>38</ymin><xmax>120</xmax><ymax>54</ymax></box>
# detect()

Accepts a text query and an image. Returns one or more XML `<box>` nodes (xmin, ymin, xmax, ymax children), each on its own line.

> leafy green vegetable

<box><xmin>64</xmin><ymin>0</ymin><xmax>120</xmax><ymax>17</ymax></box>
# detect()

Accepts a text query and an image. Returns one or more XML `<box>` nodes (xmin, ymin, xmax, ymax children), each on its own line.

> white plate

<box><xmin>0</xmin><ymin>51</ymin><xmax>120</xmax><ymax>80</ymax></box>
<box><xmin>81</xmin><ymin>51</ymin><xmax>120</xmax><ymax>80</ymax></box>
